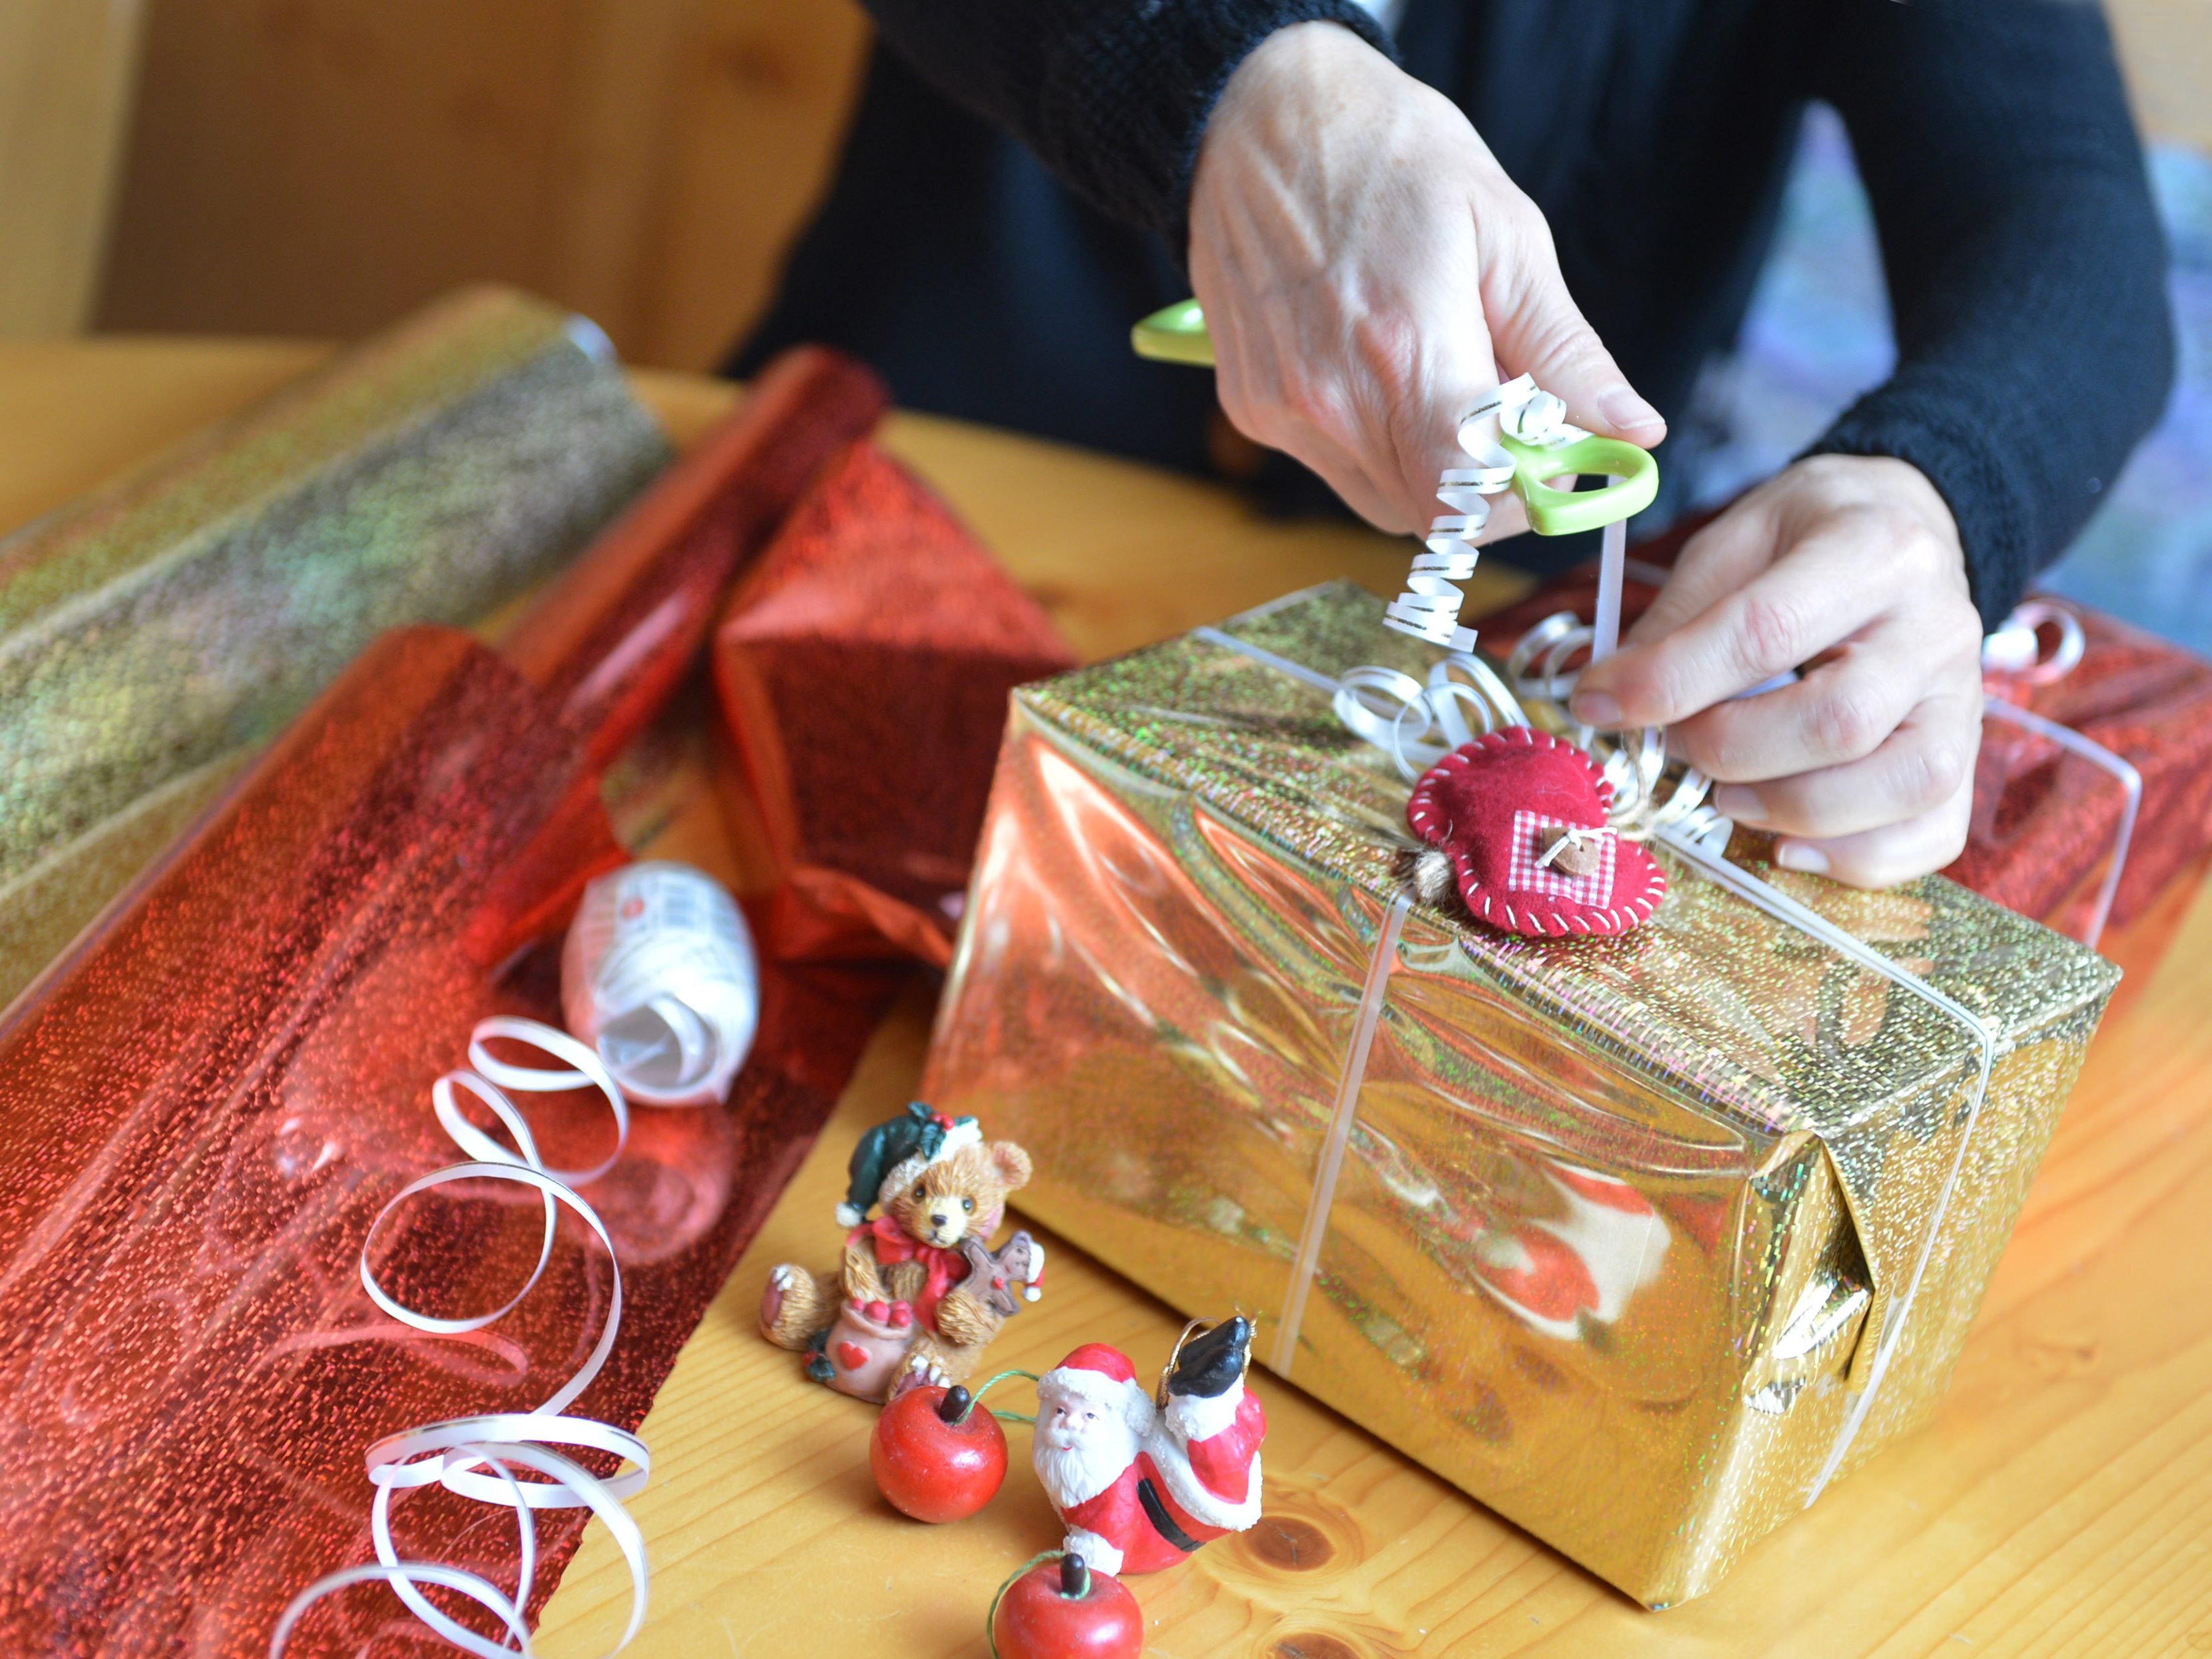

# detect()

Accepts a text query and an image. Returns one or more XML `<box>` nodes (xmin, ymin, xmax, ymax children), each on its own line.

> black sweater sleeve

<box><xmin>856</xmin><ymin>0</ymin><xmax>1394</xmax><ymax>239</ymax></box>
<box><xmin>1802</xmin><ymin>0</ymin><xmax>2175</xmax><ymax>626</ymax></box>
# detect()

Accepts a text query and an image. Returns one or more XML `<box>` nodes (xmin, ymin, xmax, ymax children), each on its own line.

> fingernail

<box><xmin>1570</xmin><ymin>690</ymin><xmax>1622</xmax><ymax>726</ymax></box>
<box><xmin>1599</xmin><ymin>386</ymin><xmax>1666</xmax><ymax>435</ymax></box>
<box><xmin>1714</xmin><ymin>784</ymin><xmax>1765</xmax><ymax>823</ymax></box>
<box><xmin>1776</xmin><ymin>841</ymin><xmax>1830</xmax><ymax>875</ymax></box>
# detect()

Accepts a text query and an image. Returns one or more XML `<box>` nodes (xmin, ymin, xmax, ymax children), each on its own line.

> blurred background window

<box><xmin>1680</xmin><ymin>103</ymin><xmax>2212</xmax><ymax>656</ymax></box>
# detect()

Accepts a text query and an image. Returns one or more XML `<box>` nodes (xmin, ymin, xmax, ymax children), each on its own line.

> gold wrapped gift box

<box><xmin>923</xmin><ymin>582</ymin><xmax>2119</xmax><ymax>1605</ymax></box>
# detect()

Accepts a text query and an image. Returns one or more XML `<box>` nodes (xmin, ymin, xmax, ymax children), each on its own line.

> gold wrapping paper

<box><xmin>922</xmin><ymin>582</ymin><xmax>2119</xmax><ymax>1606</ymax></box>
<box><xmin>0</xmin><ymin>285</ymin><xmax>670</xmax><ymax>1012</ymax></box>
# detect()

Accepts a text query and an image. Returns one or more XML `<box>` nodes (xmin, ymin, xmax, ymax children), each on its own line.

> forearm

<box><xmin>1804</xmin><ymin>0</ymin><xmax>2174</xmax><ymax>626</ymax></box>
<box><xmin>859</xmin><ymin>0</ymin><xmax>1392</xmax><ymax>238</ymax></box>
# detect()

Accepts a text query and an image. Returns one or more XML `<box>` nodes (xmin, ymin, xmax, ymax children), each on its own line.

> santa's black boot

<box><xmin>1167</xmin><ymin>1316</ymin><xmax>1251</xmax><ymax>1398</ymax></box>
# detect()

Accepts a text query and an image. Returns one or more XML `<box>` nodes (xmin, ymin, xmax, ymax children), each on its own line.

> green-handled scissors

<box><xmin>1131</xmin><ymin>299</ymin><xmax>1657</xmax><ymax>538</ymax></box>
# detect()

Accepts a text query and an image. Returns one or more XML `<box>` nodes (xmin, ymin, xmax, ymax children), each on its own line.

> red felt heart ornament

<box><xmin>1406</xmin><ymin>726</ymin><xmax>1664</xmax><ymax>937</ymax></box>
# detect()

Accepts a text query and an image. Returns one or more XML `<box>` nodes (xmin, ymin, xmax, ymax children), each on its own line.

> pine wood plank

<box><xmin>0</xmin><ymin>0</ymin><xmax>147</xmax><ymax>336</ymax></box>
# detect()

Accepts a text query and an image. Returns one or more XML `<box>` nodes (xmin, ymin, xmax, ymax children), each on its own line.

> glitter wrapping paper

<box><xmin>714</xmin><ymin>440</ymin><xmax>1076</xmax><ymax>967</ymax></box>
<box><xmin>0</xmin><ymin>284</ymin><xmax>671</xmax><ymax>1016</ymax></box>
<box><xmin>1477</xmin><ymin>550</ymin><xmax>2212</xmax><ymax>955</ymax></box>
<box><xmin>921</xmin><ymin>582</ymin><xmax>2119</xmax><ymax>1606</ymax></box>
<box><xmin>0</xmin><ymin>348</ymin><xmax>892</xmax><ymax>1656</ymax></box>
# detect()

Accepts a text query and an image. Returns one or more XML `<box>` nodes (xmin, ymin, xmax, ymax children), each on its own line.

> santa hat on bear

<box><xmin>835</xmin><ymin>1101</ymin><xmax>983</xmax><ymax>1228</ymax></box>
<box><xmin>1037</xmin><ymin>1343</ymin><xmax>1154</xmax><ymax>1429</ymax></box>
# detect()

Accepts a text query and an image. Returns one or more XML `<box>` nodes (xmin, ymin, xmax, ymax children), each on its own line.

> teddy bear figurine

<box><xmin>760</xmin><ymin>1102</ymin><xmax>1043</xmax><ymax>1401</ymax></box>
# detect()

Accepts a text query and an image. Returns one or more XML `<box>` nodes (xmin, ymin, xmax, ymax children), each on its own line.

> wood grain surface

<box><xmin>0</xmin><ymin>0</ymin><xmax>146</xmax><ymax>336</ymax></box>
<box><xmin>95</xmin><ymin>0</ymin><xmax>869</xmax><ymax>367</ymax></box>
<box><xmin>3</xmin><ymin>348</ymin><xmax>2206</xmax><ymax>1657</ymax></box>
<box><xmin>75</xmin><ymin>1</ymin><xmax>2207</xmax><ymax>366</ymax></box>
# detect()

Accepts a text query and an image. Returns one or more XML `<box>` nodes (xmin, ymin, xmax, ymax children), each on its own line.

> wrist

<box><xmin>1197</xmin><ymin>20</ymin><xmax>1398</xmax><ymax>195</ymax></box>
<box><xmin>1789</xmin><ymin>453</ymin><xmax>1963</xmax><ymax>553</ymax></box>
<box><xmin>1865</xmin><ymin>455</ymin><xmax>1960</xmax><ymax>544</ymax></box>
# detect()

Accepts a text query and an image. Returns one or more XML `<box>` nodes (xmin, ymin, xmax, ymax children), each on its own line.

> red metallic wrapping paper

<box><xmin>713</xmin><ymin>440</ymin><xmax>1076</xmax><ymax>967</ymax></box>
<box><xmin>0</xmin><ymin>349</ymin><xmax>892</xmax><ymax>1656</ymax></box>
<box><xmin>1473</xmin><ymin>548</ymin><xmax>2212</xmax><ymax>967</ymax></box>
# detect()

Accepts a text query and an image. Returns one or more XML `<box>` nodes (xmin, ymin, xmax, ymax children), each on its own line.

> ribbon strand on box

<box><xmin>271</xmin><ymin>1019</ymin><xmax>656</xmax><ymax>1659</ymax></box>
<box><xmin>1384</xmin><ymin>374</ymin><xmax>1580</xmax><ymax>654</ymax></box>
<box><xmin>1203</xmin><ymin>377</ymin><xmax>1998</xmax><ymax>1509</ymax></box>
<box><xmin>1978</xmin><ymin>599</ymin><xmax>2141</xmax><ymax>950</ymax></box>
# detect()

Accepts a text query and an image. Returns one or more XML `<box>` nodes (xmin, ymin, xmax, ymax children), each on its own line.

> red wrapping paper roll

<box><xmin>0</xmin><ymin>349</ymin><xmax>890</xmax><ymax>1655</ymax></box>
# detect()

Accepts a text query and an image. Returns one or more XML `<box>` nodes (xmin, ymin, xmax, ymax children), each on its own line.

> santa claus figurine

<box><xmin>1031</xmin><ymin>1316</ymin><xmax>1265</xmax><ymax>1576</ymax></box>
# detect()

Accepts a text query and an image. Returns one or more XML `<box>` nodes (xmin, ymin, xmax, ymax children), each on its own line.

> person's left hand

<box><xmin>1569</xmin><ymin>455</ymin><xmax>1984</xmax><ymax>889</ymax></box>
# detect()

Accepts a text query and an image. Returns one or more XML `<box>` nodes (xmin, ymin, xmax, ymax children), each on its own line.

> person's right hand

<box><xmin>1188</xmin><ymin>21</ymin><xmax>1665</xmax><ymax>538</ymax></box>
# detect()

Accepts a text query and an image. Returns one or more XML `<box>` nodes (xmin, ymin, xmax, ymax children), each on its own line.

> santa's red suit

<box><xmin>1031</xmin><ymin>1343</ymin><xmax>1265</xmax><ymax>1576</ymax></box>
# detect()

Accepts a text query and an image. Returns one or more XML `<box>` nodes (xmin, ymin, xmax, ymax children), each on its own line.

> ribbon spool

<box><xmin>561</xmin><ymin>861</ymin><xmax>759</xmax><ymax>1107</ymax></box>
<box><xmin>271</xmin><ymin>1019</ymin><xmax>652</xmax><ymax>1659</ymax></box>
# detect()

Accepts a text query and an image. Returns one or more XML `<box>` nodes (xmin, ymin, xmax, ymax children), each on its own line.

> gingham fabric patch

<box><xmin>1506</xmin><ymin>810</ymin><xmax>1617</xmax><ymax>907</ymax></box>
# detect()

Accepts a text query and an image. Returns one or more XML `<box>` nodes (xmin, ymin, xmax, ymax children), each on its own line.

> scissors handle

<box><xmin>1500</xmin><ymin>432</ymin><xmax>1658</xmax><ymax>536</ymax></box>
<box><xmin>1133</xmin><ymin>300</ymin><xmax>1657</xmax><ymax>536</ymax></box>
<box><xmin>1131</xmin><ymin>299</ymin><xmax>1215</xmax><ymax>366</ymax></box>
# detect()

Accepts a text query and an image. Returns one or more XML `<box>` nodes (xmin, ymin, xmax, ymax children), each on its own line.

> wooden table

<box><xmin>6</xmin><ymin>342</ymin><xmax>2211</xmax><ymax>1659</ymax></box>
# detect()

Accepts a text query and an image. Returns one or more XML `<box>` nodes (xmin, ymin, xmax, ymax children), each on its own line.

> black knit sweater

<box><xmin>741</xmin><ymin>0</ymin><xmax>2175</xmax><ymax>625</ymax></box>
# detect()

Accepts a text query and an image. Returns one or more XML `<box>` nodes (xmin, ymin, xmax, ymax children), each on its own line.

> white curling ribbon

<box><xmin>1384</xmin><ymin>375</ymin><xmax>1587</xmax><ymax>653</ymax></box>
<box><xmin>272</xmin><ymin>1018</ymin><xmax>651</xmax><ymax>1659</ymax></box>
<box><xmin>1982</xmin><ymin>598</ymin><xmax>2086</xmax><ymax>684</ymax></box>
<box><xmin>562</xmin><ymin>861</ymin><xmax>758</xmax><ymax>1107</ymax></box>
<box><xmin>1331</xmin><ymin>652</ymin><xmax>1531</xmax><ymax>780</ymax></box>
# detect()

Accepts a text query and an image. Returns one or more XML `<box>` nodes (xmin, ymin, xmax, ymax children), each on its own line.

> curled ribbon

<box><xmin>271</xmin><ymin>1018</ymin><xmax>652</xmax><ymax>1659</ymax></box>
<box><xmin>1358</xmin><ymin>374</ymin><xmax>1697</xmax><ymax>845</ymax></box>
<box><xmin>1383</xmin><ymin>376</ymin><xmax>1584</xmax><ymax>652</ymax></box>
<box><xmin>1500</xmin><ymin>612</ymin><xmax>1732</xmax><ymax>853</ymax></box>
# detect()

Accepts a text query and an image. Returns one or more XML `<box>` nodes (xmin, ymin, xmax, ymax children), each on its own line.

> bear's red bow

<box><xmin>853</xmin><ymin>1215</ymin><xmax>971</xmax><ymax>1333</ymax></box>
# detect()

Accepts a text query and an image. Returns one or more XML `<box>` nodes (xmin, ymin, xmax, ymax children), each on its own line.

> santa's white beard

<box><xmin>1033</xmin><ymin>1414</ymin><xmax>1140</xmax><ymax>1510</ymax></box>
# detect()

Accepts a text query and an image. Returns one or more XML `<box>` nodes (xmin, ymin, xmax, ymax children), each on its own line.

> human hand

<box><xmin>1187</xmin><ymin>21</ymin><xmax>1664</xmax><ymax>537</ymax></box>
<box><xmin>1571</xmin><ymin>456</ymin><xmax>1983</xmax><ymax>888</ymax></box>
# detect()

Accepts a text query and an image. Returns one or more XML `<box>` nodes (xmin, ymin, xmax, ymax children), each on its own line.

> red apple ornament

<box><xmin>870</xmin><ymin>1382</ymin><xmax>1009</xmax><ymax>1522</ymax></box>
<box><xmin>990</xmin><ymin>1554</ymin><xmax>1143</xmax><ymax>1659</ymax></box>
